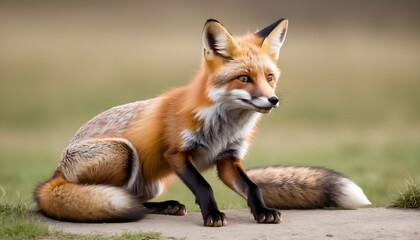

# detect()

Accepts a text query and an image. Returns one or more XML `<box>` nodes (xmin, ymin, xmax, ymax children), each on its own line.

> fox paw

<box><xmin>254</xmin><ymin>208</ymin><xmax>281</xmax><ymax>224</ymax></box>
<box><xmin>162</xmin><ymin>201</ymin><xmax>187</xmax><ymax>216</ymax></box>
<box><xmin>144</xmin><ymin>200</ymin><xmax>187</xmax><ymax>216</ymax></box>
<box><xmin>204</xmin><ymin>210</ymin><xmax>227</xmax><ymax>227</ymax></box>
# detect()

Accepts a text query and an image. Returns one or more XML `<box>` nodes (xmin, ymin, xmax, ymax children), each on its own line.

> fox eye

<box><xmin>267</xmin><ymin>74</ymin><xmax>274</xmax><ymax>82</ymax></box>
<box><xmin>238</xmin><ymin>75</ymin><xmax>253</xmax><ymax>83</ymax></box>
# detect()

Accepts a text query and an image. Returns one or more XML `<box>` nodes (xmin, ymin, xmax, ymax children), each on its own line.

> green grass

<box><xmin>0</xmin><ymin>195</ymin><xmax>162</xmax><ymax>240</ymax></box>
<box><xmin>69</xmin><ymin>232</ymin><xmax>162</xmax><ymax>240</ymax></box>
<box><xmin>0</xmin><ymin>195</ymin><xmax>49</xmax><ymax>240</ymax></box>
<box><xmin>391</xmin><ymin>178</ymin><xmax>420</xmax><ymax>209</ymax></box>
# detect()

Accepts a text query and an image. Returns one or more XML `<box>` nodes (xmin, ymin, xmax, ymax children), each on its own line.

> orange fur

<box><xmin>35</xmin><ymin>18</ymin><xmax>370</xmax><ymax>225</ymax></box>
<box><xmin>35</xmin><ymin>18</ymin><xmax>307</xmax><ymax>224</ymax></box>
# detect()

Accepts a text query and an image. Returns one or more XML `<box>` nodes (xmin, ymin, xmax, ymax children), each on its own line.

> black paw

<box><xmin>144</xmin><ymin>200</ymin><xmax>187</xmax><ymax>216</ymax></box>
<box><xmin>162</xmin><ymin>201</ymin><xmax>187</xmax><ymax>216</ymax></box>
<box><xmin>204</xmin><ymin>210</ymin><xmax>227</xmax><ymax>227</ymax></box>
<box><xmin>254</xmin><ymin>208</ymin><xmax>281</xmax><ymax>224</ymax></box>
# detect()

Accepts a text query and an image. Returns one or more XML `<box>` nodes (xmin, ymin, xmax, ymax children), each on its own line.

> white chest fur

<box><xmin>181</xmin><ymin>104</ymin><xmax>260</xmax><ymax>171</ymax></box>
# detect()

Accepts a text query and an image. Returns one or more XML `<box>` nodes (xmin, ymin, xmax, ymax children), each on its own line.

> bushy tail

<box><xmin>35</xmin><ymin>176</ymin><xmax>146</xmax><ymax>222</ymax></box>
<box><xmin>248</xmin><ymin>166</ymin><xmax>371</xmax><ymax>209</ymax></box>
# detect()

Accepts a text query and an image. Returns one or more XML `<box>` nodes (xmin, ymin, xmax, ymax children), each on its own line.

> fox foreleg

<box><xmin>217</xmin><ymin>159</ymin><xmax>281</xmax><ymax>224</ymax></box>
<box><xmin>164</xmin><ymin>149</ymin><xmax>226</xmax><ymax>227</ymax></box>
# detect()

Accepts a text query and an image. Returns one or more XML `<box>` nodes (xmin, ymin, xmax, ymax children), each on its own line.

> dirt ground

<box><xmin>38</xmin><ymin>208</ymin><xmax>419</xmax><ymax>240</ymax></box>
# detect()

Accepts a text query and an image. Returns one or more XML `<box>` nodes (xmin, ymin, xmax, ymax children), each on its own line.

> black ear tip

<box><xmin>256</xmin><ymin>17</ymin><xmax>288</xmax><ymax>39</ymax></box>
<box><xmin>206</xmin><ymin>18</ymin><xmax>220</xmax><ymax>24</ymax></box>
<box><xmin>278</xmin><ymin>17</ymin><xmax>288</xmax><ymax>23</ymax></box>
<box><xmin>273</xmin><ymin>18</ymin><xmax>288</xmax><ymax>25</ymax></box>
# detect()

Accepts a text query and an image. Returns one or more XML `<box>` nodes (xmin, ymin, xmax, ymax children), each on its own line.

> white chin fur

<box><xmin>337</xmin><ymin>178</ymin><xmax>372</xmax><ymax>209</ymax></box>
<box><xmin>233</xmin><ymin>99</ymin><xmax>271</xmax><ymax>113</ymax></box>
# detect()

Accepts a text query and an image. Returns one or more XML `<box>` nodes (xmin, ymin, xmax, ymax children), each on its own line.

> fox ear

<box><xmin>256</xmin><ymin>18</ymin><xmax>288</xmax><ymax>60</ymax></box>
<box><xmin>202</xmin><ymin>19</ymin><xmax>239</xmax><ymax>60</ymax></box>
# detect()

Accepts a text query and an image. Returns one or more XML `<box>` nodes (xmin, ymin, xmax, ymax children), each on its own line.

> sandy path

<box><xmin>38</xmin><ymin>208</ymin><xmax>419</xmax><ymax>240</ymax></box>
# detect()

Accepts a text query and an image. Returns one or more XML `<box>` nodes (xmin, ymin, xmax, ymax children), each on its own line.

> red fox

<box><xmin>35</xmin><ymin>18</ymin><xmax>371</xmax><ymax>227</ymax></box>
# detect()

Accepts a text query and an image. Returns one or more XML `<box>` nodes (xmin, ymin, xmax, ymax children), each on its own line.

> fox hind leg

<box><xmin>36</xmin><ymin>138</ymin><xmax>147</xmax><ymax>222</ymax></box>
<box><xmin>58</xmin><ymin>138</ymin><xmax>139</xmax><ymax>188</ymax></box>
<box><xmin>58</xmin><ymin>138</ymin><xmax>145</xmax><ymax>202</ymax></box>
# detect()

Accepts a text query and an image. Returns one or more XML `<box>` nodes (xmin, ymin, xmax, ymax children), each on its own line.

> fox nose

<box><xmin>268</xmin><ymin>96</ymin><xmax>279</xmax><ymax>105</ymax></box>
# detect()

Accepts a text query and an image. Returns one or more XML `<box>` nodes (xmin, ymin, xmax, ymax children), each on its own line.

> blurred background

<box><xmin>1</xmin><ymin>0</ymin><xmax>419</xmax><ymax>209</ymax></box>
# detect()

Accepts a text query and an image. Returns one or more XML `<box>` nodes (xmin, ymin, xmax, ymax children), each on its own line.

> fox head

<box><xmin>202</xmin><ymin>18</ymin><xmax>288</xmax><ymax>114</ymax></box>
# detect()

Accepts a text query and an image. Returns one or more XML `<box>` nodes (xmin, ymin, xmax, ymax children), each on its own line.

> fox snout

<box><xmin>252</xmin><ymin>95</ymin><xmax>279</xmax><ymax>106</ymax></box>
<box><xmin>246</xmin><ymin>95</ymin><xmax>279</xmax><ymax>113</ymax></box>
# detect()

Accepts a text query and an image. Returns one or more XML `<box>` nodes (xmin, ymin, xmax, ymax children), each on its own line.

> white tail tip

<box><xmin>337</xmin><ymin>179</ymin><xmax>372</xmax><ymax>209</ymax></box>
